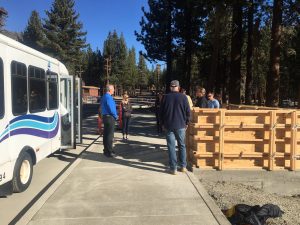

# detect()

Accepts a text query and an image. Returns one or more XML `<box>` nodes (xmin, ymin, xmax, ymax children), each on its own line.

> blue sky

<box><xmin>1</xmin><ymin>0</ymin><xmax>154</xmax><ymax>67</ymax></box>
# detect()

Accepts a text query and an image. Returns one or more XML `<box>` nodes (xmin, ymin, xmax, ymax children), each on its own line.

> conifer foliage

<box><xmin>23</xmin><ymin>10</ymin><xmax>44</xmax><ymax>51</ymax></box>
<box><xmin>43</xmin><ymin>0</ymin><xmax>87</xmax><ymax>74</ymax></box>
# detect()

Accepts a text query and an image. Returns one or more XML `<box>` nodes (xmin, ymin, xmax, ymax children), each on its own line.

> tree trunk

<box><xmin>265</xmin><ymin>0</ymin><xmax>282</xmax><ymax>107</ymax></box>
<box><xmin>209</xmin><ymin>3</ymin><xmax>222</xmax><ymax>92</ymax></box>
<box><xmin>165</xmin><ymin>0</ymin><xmax>173</xmax><ymax>93</ymax></box>
<box><xmin>183</xmin><ymin>1</ymin><xmax>192</xmax><ymax>94</ymax></box>
<box><xmin>245</xmin><ymin>0</ymin><xmax>254</xmax><ymax>105</ymax></box>
<box><xmin>229</xmin><ymin>0</ymin><xmax>243</xmax><ymax>104</ymax></box>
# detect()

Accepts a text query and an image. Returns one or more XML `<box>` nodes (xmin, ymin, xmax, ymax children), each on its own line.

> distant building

<box><xmin>82</xmin><ymin>86</ymin><xmax>100</xmax><ymax>103</ymax></box>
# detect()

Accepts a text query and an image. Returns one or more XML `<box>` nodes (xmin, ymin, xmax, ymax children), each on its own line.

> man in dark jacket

<box><xmin>195</xmin><ymin>87</ymin><xmax>208</xmax><ymax>108</ymax></box>
<box><xmin>160</xmin><ymin>80</ymin><xmax>190</xmax><ymax>174</ymax></box>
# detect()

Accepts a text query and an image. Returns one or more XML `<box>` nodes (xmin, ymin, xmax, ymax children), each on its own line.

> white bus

<box><xmin>0</xmin><ymin>34</ymin><xmax>82</xmax><ymax>195</ymax></box>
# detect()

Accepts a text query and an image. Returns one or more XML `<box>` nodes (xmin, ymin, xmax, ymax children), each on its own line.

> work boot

<box><xmin>178</xmin><ymin>167</ymin><xmax>187</xmax><ymax>172</ymax></box>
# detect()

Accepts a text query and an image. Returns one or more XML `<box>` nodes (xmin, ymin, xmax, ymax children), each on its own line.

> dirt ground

<box><xmin>200</xmin><ymin>179</ymin><xmax>300</xmax><ymax>225</ymax></box>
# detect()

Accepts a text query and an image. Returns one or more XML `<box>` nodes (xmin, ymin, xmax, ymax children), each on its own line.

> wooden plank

<box><xmin>219</xmin><ymin>109</ymin><xmax>225</xmax><ymax>170</ymax></box>
<box><xmin>290</xmin><ymin>111</ymin><xmax>297</xmax><ymax>170</ymax></box>
<box><xmin>268</xmin><ymin>111</ymin><xmax>276</xmax><ymax>171</ymax></box>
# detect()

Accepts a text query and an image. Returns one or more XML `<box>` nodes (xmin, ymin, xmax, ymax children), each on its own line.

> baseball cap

<box><xmin>170</xmin><ymin>80</ymin><xmax>179</xmax><ymax>87</ymax></box>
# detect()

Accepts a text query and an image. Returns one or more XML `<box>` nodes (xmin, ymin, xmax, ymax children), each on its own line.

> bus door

<box><xmin>59</xmin><ymin>75</ymin><xmax>82</xmax><ymax>149</ymax></box>
<box><xmin>60</xmin><ymin>75</ymin><xmax>75</xmax><ymax>149</ymax></box>
<box><xmin>75</xmin><ymin>78</ymin><xmax>82</xmax><ymax>144</ymax></box>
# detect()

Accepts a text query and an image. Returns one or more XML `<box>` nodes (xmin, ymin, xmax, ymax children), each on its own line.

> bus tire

<box><xmin>12</xmin><ymin>151</ymin><xmax>33</xmax><ymax>193</ymax></box>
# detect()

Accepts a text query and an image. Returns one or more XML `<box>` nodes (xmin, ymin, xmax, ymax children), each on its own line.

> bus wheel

<box><xmin>12</xmin><ymin>152</ymin><xmax>33</xmax><ymax>193</ymax></box>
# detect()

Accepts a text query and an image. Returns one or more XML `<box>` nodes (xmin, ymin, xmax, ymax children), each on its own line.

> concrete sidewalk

<box><xmin>24</xmin><ymin>113</ymin><xmax>230</xmax><ymax>225</ymax></box>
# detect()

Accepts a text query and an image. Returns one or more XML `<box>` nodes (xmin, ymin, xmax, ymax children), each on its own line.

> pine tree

<box><xmin>138</xmin><ymin>53</ymin><xmax>149</xmax><ymax>92</ymax></box>
<box><xmin>43</xmin><ymin>0</ymin><xmax>87</xmax><ymax>74</ymax></box>
<box><xmin>126</xmin><ymin>47</ymin><xmax>138</xmax><ymax>90</ymax></box>
<box><xmin>0</xmin><ymin>7</ymin><xmax>7</xmax><ymax>30</ymax></box>
<box><xmin>23</xmin><ymin>10</ymin><xmax>45</xmax><ymax>51</ymax></box>
<box><xmin>245</xmin><ymin>0</ymin><xmax>255</xmax><ymax>104</ymax></box>
<box><xmin>82</xmin><ymin>47</ymin><xmax>103</xmax><ymax>87</ymax></box>
<box><xmin>229</xmin><ymin>0</ymin><xmax>244</xmax><ymax>104</ymax></box>
<box><xmin>103</xmin><ymin>31</ymin><xmax>119</xmax><ymax>85</ymax></box>
<box><xmin>266</xmin><ymin>0</ymin><xmax>282</xmax><ymax>107</ymax></box>
<box><xmin>173</xmin><ymin>0</ymin><xmax>206</xmax><ymax>93</ymax></box>
<box><xmin>135</xmin><ymin>0</ymin><xmax>175</xmax><ymax>91</ymax></box>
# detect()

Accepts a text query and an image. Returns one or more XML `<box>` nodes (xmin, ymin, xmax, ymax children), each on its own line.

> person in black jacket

<box><xmin>194</xmin><ymin>87</ymin><xmax>208</xmax><ymax>108</ymax></box>
<box><xmin>121</xmin><ymin>94</ymin><xmax>132</xmax><ymax>140</ymax></box>
<box><xmin>160</xmin><ymin>80</ymin><xmax>190</xmax><ymax>175</ymax></box>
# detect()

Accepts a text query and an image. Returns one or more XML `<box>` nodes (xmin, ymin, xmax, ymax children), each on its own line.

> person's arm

<box><xmin>184</xmin><ymin>96</ymin><xmax>191</xmax><ymax>127</ymax></box>
<box><xmin>159</xmin><ymin>96</ymin><xmax>165</xmax><ymax>127</ymax></box>
<box><xmin>214</xmin><ymin>99</ymin><xmax>220</xmax><ymax>108</ymax></box>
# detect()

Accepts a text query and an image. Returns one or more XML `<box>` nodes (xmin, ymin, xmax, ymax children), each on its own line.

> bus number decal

<box><xmin>0</xmin><ymin>172</ymin><xmax>5</xmax><ymax>182</ymax></box>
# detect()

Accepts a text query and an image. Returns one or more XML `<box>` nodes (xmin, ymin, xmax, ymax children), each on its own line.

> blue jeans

<box><xmin>166</xmin><ymin>128</ymin><xmax>187</xmax><ymax>170</ymax></box>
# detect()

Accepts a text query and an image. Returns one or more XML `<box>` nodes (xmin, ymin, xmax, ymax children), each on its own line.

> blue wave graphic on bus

<box><xmin>0</xmin><ymin>113</ymin><xmax>59</xmax><ymax>143</ymax></box>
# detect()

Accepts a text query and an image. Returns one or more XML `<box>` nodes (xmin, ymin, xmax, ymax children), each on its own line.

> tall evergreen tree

<box><xmin>229</xmin><ymin>0</ymin><xmax>244</xmax><ymax>104</ymax></box>
<box><xmin>126</xmin><ymin>47</ymin><xmax>138</xmax><ymax>90</ymax></box>
<box><xmin>82</xmin><ymin>47</ymin><xmax>103</xmax><ymax>87</ymax></box>
<box><xmin>43</xmin><ymin>0</ymin><xmax>87</xmax><ymax>74</ymax></box>
<box><xmin>266</xmin><ymin>0</ymin><xmax>283</xmax><ymax>107</ymax></box>
<box><xmin>135</xmin><ymin>0</ymin><xmax>175</xmax><ymax>92</ymax></box>
<box><xmin>137</xmin><ymin>53</ymin><xmax>149</xmax><ymax>91</ymax></box>
<box><xmin>23</xmin><ymin>10</ymin><xmax>44</xmax><ymax>51</ymax></box>
<box><xmin>174</xmin><ymin>0</ymin><xmax>206</xmax><ymax>93</ymax></box>
<box><xmin>245</xmin><ymin>0</ymin><xmax>255</xmax><ymax>104</ymax></box>
<box><xmin>103</xmin><ymin>31</ymin><xmax>119</xmax><ymax>85</ymax></box>
<box><xmin>0</xmin><ymin>7</ymin><xmax>7</xmax><ymax>30</ymax></box>
<box><xmin>116</xmin><ymin>33</ymin><xmax>128</xmax><ymax>90</ymax></box>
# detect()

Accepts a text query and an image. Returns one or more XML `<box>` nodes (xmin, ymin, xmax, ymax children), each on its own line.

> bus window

<box><xmin>47</xmin><ymin>71</ymin><xmax>58</xmax><ymax>110</ymax></box>
<box><xmin>0</xmin><ymin>58</ymin><xmax>4</xmax><ymax>119</ymax></box>
<box><xmin>29</xmin><ymin>66</ymin><xmax>46</xmax><ymax>113</ymax></box>
<box><xmin>11</xmin><ymin>61</ymin><xmax>27</xmax><ymax>115</ymax></box>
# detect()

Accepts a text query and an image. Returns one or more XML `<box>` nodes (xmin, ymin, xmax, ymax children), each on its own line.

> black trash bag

<box><xmin>227</xmin><ymin>204</ymin><xmax>284</xmax><ymax>225</ymax></box>
<box><xmin>256</xmin><ymin>204</ymin><xmax>284</xmax><ymax>223</ymax></box>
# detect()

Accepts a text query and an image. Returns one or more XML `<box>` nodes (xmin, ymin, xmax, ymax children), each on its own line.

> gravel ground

<box><xmin>201</xmin><ymin>180</ymin><xmax>300</xmax><ymax>225</ymax></box>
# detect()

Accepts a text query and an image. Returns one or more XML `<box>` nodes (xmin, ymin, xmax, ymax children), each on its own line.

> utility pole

<box><xmin>76</xmin><ymin>65</ymin><xmax>83</xmax><ymax>78</ymax></box>
<box><xmin>104</xmin><ymin>56</ymin><xmax>112</xmax><ymax>85</ymax></box>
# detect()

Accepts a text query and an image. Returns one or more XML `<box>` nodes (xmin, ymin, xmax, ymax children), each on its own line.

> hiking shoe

<box><xmin>178</xmin><ymin>167</ymin><xmax>187</xmax><ymax>172</ymax></box>
<box><xmin>170</xmin><ymin>170</ymin><xmax>177</xmax><ymax>175</ymax></box>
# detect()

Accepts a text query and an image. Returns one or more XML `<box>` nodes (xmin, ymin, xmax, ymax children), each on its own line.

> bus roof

<box><xmin>0</xmin><ymin>33</ymin><xmax>68</xmax><ymax>75</ymax></box>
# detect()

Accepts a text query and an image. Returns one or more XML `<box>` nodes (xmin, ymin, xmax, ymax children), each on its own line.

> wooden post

<box><xmin>290</xmin><ymin>111</ymin><xmax>297</xmax><ymax>171</ymax></box>
<box><xmin>218</xmin><ymin>109</ymin><xmax>225</xmax><ymax>170</ymax></box>
<box><xmin>268</xmin><ymin>111</ymin><xmax>276</xmax><ymax>170</ymax></box>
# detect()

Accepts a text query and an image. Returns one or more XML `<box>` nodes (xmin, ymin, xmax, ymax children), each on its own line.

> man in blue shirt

<box><xmin>101</xmin><ymin>85</ymin><xmax>118</xmax><ymax>157</ymax></box>
<box><xmin>207</xmin><ymin>91</ymin><xmax>220</xmax><ymax>108</ymax></box>
<box><xmin>160</xmin><ymin>80</ymin><xmax>190</xmax><ymax>174</ymax></box>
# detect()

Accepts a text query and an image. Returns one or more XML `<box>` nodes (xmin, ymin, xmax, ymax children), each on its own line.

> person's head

<box><xmin>207</xmin><ymin>91</ymin><xmax>215</xmax><ymax>100</ymax></box>
<box><xmin>170</xmin><ymin>80</ymin><xmax>180</xmax><ymax>92</ymax></box>
<box><xmin>123</xmin><ymin>93</ymin><xmax>129</xmax><ymax>101</ymax></box>
<box><xmin>105</xmin><ymin>84</ymin><xmax>115</xmax><ymax>95</ymax></box>
<box><xmin>196</xmin><ymin>87</ymin><xmax>206</xmax><ymax>97</ymax></box>
<box><xmin>180</xmin><ymin>88</ymin><xmax>186</xmax><ymax>95</ymax></box>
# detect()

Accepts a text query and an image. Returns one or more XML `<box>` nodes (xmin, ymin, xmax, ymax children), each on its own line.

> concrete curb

<box><xmin>16</xmin><ymin>157</ymin><xmax>83</xmax><ymax>225</ymax></box>
<box><xmin>185</xmin><ymin>171</ymin><xmax>231</xmax><ymax>225</ymax></box>
<box><xmin>16</xmin><ymin>136</ymin><xmax>101</xmax><ymax>225</ymax></box>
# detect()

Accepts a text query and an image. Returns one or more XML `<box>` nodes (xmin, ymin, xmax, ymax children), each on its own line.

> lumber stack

<box><xmin>187</xmin><ymin>108</ymin><xmax>300</xmax><ymax>170</ymax></box>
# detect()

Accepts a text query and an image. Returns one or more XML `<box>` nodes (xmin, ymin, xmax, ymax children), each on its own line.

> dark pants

<box><xmin>103</xmin><ymin>115</ymin><xmax>115</xmax><ymax>154</ymax></box>
<box><xmin>122</xmin><ymin>116</ymin><xmax>131</xmax><ymax>136</ymax></box>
